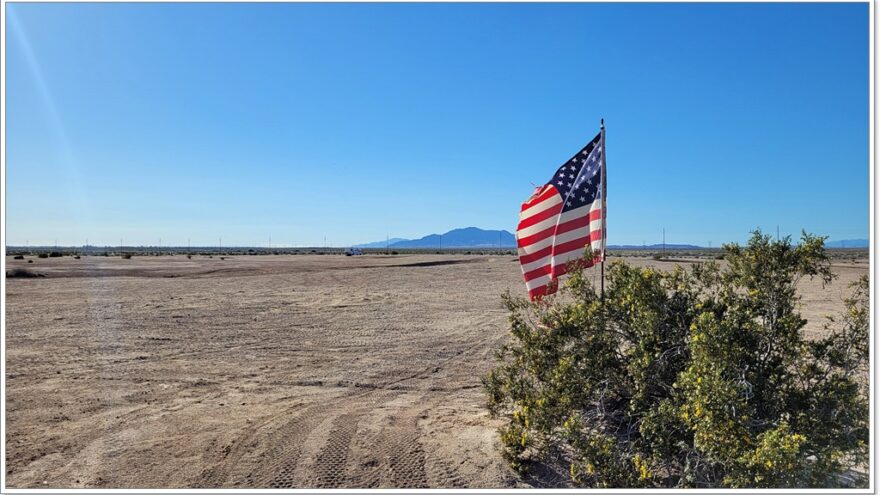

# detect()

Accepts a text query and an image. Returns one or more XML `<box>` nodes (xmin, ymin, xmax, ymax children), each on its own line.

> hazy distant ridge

<box><xmin>355</xmin><ymin>227</ymin><xmax>516</xmax><ymax>248</ymax></box>
<box><xmin>352</xmin><ymin>238</ymin><xmax>408</xmax><ymax>249</ymax></box>
<box><xmin>825</xmin><ymin>239</ymin><xmax>868</xmax><ymax>248</ymax></box>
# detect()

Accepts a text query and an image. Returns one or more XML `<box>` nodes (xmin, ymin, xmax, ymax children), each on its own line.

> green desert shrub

<box><xmin>484</xmin><ymin>231</ymin><xmax>868</xmax><ymax>488</ymax></box>
<box><xmin>37</xmin><ymin>253</ymin><xmax>49</xmax><ymax>258</ymax></box>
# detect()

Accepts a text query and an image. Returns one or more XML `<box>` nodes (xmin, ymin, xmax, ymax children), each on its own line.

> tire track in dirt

<box><xmin>372</xmin><ymin>407</ymin><xmax>430</xmax><ymax>488</ymax></box>
<box><xmin>195</xmin><ymin>401</ymin><xmax>327</xmax><ymax>488</ymax></box>
<box><xmin>259</xmin><ymin>407</ymin><xmax>333</xmax><ymax>488</ymax></box>
<box><xmin>424</xmin><ymin>453</ymin><xmax>468</xmax><ymax>488</ymax></box>
<box><xmin>204</xmin><ymin>388</ymin><xmax>435</xmax><ymax>488</ymax></box>
<box><xmin>189</xmin><ymin>317</ymin><xmax>501</xmax><ymax>488</ymax></box>
<box><xmin>196</xmin><ymin>264</ymin><xmax>508</xmax><ymax>488</ymax></box>
<box><xmin>245</xmin><ymin>392</ymin><xmax>382</xmax><ymax>488</ymax></box>
<box><xmin>297</xmin><ymin>410</ymin><xmax>365</xmax><ymax>487</ymax></box>
<box><xmin>206</xmin><ymin>389</ymin><xmax>383</xmax><ymax>488</ymax></box>
<box><xmin>337</xmin><ymin>393</ymin><xmax>433</xmax><ymax>489</ymax></box>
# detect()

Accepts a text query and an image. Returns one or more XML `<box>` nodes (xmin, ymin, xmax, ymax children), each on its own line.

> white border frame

<box><xmin>0</xmin><ymin>1</ymin><xmax>875</xmax><ymax>493</ymax></box>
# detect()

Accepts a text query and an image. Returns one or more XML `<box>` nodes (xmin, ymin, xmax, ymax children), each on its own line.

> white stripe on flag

<box><xmin>519</xmin><ymin>193</ymin><xmax>562</xmax><ymax>221</ymax></box>
<box><xmin>517</xmin><ymin>214</ymin><xmax>560</xmax><ymax>239</ymax></box>
<box><xmin>552</xmin><ymin>225</ymin><xmax>592</xmax><ymax>246</ymax></box>
<box><xmin>551</xmin><ymin>248</ymin><xmax>589</xmax><ymax>268</ymax></box>
<box><xmin>525</xmin><ymin>273</ymin><xmax>552</xmax><ymax>291</ymax></box>
<box><xmin>520</xmin><ymin>254</ymin><xmax>552</xmax><ymax>274</ymax></box>
<box><xmin>518</xmin><ymin>203</ymin><xmax>593</xmax><ymax>244</ymax></box>
<box><xmin>518</xmin><ymin>237</ymin><xmax>553</xmax><ymax>256</ymax></box>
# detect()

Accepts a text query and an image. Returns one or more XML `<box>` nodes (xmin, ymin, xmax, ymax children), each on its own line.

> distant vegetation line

<box><xmin>5</xmin><ymin>246</ymin><xmax>868</xmax><ymax>259</ymax></box>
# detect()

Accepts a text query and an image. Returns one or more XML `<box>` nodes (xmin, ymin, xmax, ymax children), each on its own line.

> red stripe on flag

<box><xmin>528</xmin><ymin>284</ymin><xmax>550</xmax><ymax>300</ymax></box>
<box><xmin>517</xmin><ymin>224</ymin><xmax>556</xmax><ymax>248</ymax></box>
<box><xmin>550</xmin><ymin>249</ymin><xmax>602</xmax><ymax>278</ymax></box>
<box><xmin>518</xmin><ymin>244</ymin><xmax>553</xmax><ymax>265</ymax></box>
<box><xmin>523</xmin><ymin>263</ymin><xmax>553</xmax><ymax>282</ymax></box>
<box><xmin>517</xmin><ymin>212</ymin><xmax>595</xmax><ymax>248</ymax></box>
<box><xmin>517</xmin><ymin>202</ymin><xmax>564</xmax><ymax>230</ymax></box>
<box><xmin>518</xmin><ymin>207</ymin><xmax>602</xmax><ymax>247</ymax></box>
<box><xmin>549</xmin><ymin>229</ymin><xmax>603</xmax><ymax>257</ymax></box>
<box><xmin>522</xmin><ymin>229</ymin><xmax>602</xmax><ymax>283</ymax></box>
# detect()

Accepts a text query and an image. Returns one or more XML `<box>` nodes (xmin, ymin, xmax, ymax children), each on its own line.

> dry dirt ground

<box><xmin>4</xmin><ymin>254</ymin><xmax>869</xmax><ymax>489</ymax></box>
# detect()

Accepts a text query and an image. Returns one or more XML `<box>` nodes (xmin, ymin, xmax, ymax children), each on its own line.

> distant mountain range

<box><xmin>354</xmin><ymin>227</ymin><xmax>516</xmax><ymax>248</ymax></box>
<box><xmin>825</xmin><ymin>239</ymin><xmax>868</xmax><ymax>248</ymax></box>
<box><xmin>352</xmin><ymin>238</ymin><xmax>408</xmax><ymax>249</ymax></box>
<box><xmin>353</xmin><ymin>231</ymin><xmax>868</xmax><ymax>250</ymax></box>
<box><xmin>356</xmin><ymin>229</ymin><xmax>700</xmax><ymax>250</ymax></box>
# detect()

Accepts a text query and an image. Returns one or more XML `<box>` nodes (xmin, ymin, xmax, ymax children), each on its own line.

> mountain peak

<box><xmin>355</xmin><ymin>227</ymin><xmax>515</xmax><ymax>249</ymax></box>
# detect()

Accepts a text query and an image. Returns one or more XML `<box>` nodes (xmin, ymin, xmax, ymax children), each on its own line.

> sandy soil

<box><xmin>4</xmin><ymin>254</ymin><xmax>868</xmax><ymax>488</ymax></box>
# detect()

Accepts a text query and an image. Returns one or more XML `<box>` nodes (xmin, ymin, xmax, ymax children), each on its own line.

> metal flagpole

<box><xmin>600</xmin><ymin>118</ymin><xmax>607</xmax><ymax>300</ymax></box>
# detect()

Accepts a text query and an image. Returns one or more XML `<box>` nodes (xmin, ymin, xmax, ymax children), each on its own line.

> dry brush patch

<box><xmin>484</xmin><ymin>232</ymin><xmax>869</xmax><ymax>488</ymax></box>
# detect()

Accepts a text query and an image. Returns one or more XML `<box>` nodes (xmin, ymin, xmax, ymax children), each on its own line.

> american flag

<box><xmin>516</xmin><ymin>130</ymin><xmax>605</xmax><ymax>300</ymax></box>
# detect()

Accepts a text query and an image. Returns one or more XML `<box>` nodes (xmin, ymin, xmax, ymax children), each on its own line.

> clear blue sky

<box><xmin>6</xmin><ymin>3</ymin><xmax>869</xmax><ymax>247</ymax></box>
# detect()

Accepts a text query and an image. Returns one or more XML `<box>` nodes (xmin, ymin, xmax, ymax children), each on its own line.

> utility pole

<box><xmin>662</xmin><ymin>228</ymin><xmax>666</xmax><ymax>257</ymax></box>
<box><xmin>777</xmin><ymin>225</ymin><xmax>780</xmax><ymax>241</ymax></box>
<box><xmin>269</xmin><ymin>235</ymin><xmax>271</xmax><ymax>249</ymax></box>
<box><xmin>439</xmin><ymin>233</ymin><xmax>442</xmax><ymax>251</ymax></box>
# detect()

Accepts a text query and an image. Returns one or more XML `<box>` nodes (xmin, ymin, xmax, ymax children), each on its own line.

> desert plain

<box><xmin>4</xmin><ymin>253</ymin><xmax>869</xmax><ymax>488</ymax></box>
